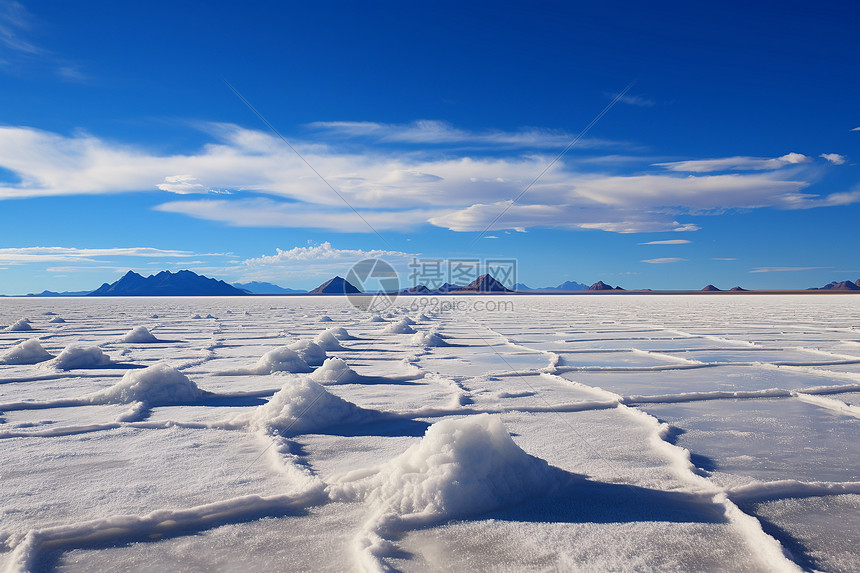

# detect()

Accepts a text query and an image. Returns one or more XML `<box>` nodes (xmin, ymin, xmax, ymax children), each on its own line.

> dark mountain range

<box><xmin>811</xmin><ymin>280</ymin><xmax>860</xmax><ymax>291</ymax></box>
<box><xmin>309</xmin><ymin>276</ymin><xmax>361</xmax><ymax>294</ymax></box>
<box><xmin>402</xmin><ymin>285</ymin><xmax>431</xmax><ymax>294</ymax></box>
<box><xmin>89</xmin><ymin>270</ymin><xmax>245</xmax><ymax>296</ymax></box>
<box><xmin>589</xmin><ymin>281</ymin><xmax>620</xmax><ymax>291</ymax></box>
<box><xmin>26</xmin><ymin>290</ymin><xmax>92</xmax><ymax>297</ymax></box>
<box><xmin>232</xmin><ymin>281</ymin><xmax>307</xmax><ymax>294</ymax></box>
<box><xmin>458</xmin><ymin>274</ymin><xmax>513</xmax><ymax>292</ymax></box>
<box><xmin>545</xmin><ymin>280</ymin><xmax>589</xmax><ymax>291</ymax></box>
<box><xmin>435</xmin><ymin>283</ymin><xmax>462</xmax><ymax>293</ymax></box>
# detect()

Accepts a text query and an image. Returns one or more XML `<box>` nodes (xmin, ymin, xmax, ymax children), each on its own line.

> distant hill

<box><xmin>435</xmin><ymin>283</ymin><xmax>462</xmax><ymax>293</ymax></box>
<box><xmin>544</xmin><ymin>280</ymin><xmax>589</xmax><ymax>291</ymax></box>
<box><xmin>514</xmin><ymin>283</ymin><xmax>532</xmax><ymax>291</ymax></box>
<box><xmin>309</xmin><ymin>276</ymin><xmax>361</xmax><ymax>294</ymax></box>
<box><xmin>232</xmin><ymin>281</ymin><xmax>307</xmax><ymax>294</ymax></box>
<box><xmin>588</xmin><ymin>281</ymin><xmax>619</xmax><ymax>291</ymax></box>
<box><xmin>89</xmin><ymin>270</ymin><xmax>245</xmax><ymax>296</ymax></box>
<box><xmin>810</xmin><ymin>280</ymin><xmax>860</xmax><ymax>291</ymax></box>
<box><xmin>730</xmin><ymin>286</ymin><xmax>748</xmax><ymax>292</ymax></box>
<box><xmin>26</xmin><ymin>290</ymin><xmax>92</xmax><ymax>297</ymax></box>
<box><xmin>458</xmin><ymin>274</ymin><xmax>512</xmax><ymax>292</ymax></box>
<box><xmin>402</xmin><ymin>284</ymin><xmax>431</xmax><ymax>294</ymax></box>
<box><xmin>701</xmin><ymin>284</ymin><xmax>721</xmax><ymax>292</ymax></box>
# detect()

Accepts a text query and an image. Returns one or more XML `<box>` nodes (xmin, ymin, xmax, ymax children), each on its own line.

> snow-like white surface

<box><xmin>119</xmin><ymin>325</ymin><xmax>160</xmax><ymax>343</ymax></box>
<box><xmin>0</xmin><ymin>339</ymin><xmax>53</xmax><ymax>365</ymax></box>
<box><xmin>0</xmin><ymin>294</ymin><xmax>858</xmax><ymax>572</ymax></box>
<box><xmin>91</xmin><ymin>362</ymin><xmax>207</xmax><ymax>406</ymax></box>
<box><xmin>43</xmin><ymin>345</ymin><xmax>113</xmax><ymax>370</ymax></box>
<box><xmin>310</xmin><ymin>357</ymin><xmax>361</xmax><ymax>384</ymax></box>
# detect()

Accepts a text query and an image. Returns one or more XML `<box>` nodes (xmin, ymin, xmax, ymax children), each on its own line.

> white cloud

<box><xmin>156</xmin><ymin>198</ymin><xmax>447</xmax><ymax>233</ymax></box>
<box><xmin>641</xmin><ymin>258</ymin><xmax>686</xmax><ymax>264</ymax></box>
<box><xmin>306</xmin><ymin>120</ymin><xmax>616</xmax><ymax>149</ymax></box>
<box><xmin>611</xmin><ymin>93</ymin><xmax>655</xmax><ymax>107</ymax></box>
<box><xmin>639</xmin><ymin>239</ymin><xmax>691</xmax><ymax>245</ymax></box>
<box><xmin>712</xmin><ymin>257</ymin><xmax>737</xmax><ymax>261</ymax></box>
<box><xmin>820</xmin><ymin>153</ymin><xmax>846</xmax><ymax>165</ymax></box>
<box><xmin>0</xmin><ymin>123</ymin><xmax>851</xmax><ymax>236</ymax></box>
<box><xmin>157</xmin><ymin>175</ymin><xmax>212</xmax><ymax>194</ymax></box>
<box><xmin>0</xmin><ymin>1</ymin><xmax>40</xmax><ymax>55</ymax></box>
<box><xmin>0</xmin><ymin>246</ymin><xmax>199</xmax><ymax>264</ymax></box>
<box><xmin>655</xmin><ymin>153</ymin><xmax>810</xmax><ymax>172</ymax></box>
<box><xmin>243</xmin><ymin>241</ymin><xmax>414</xmax><ymax>265</ymax></box>
<box><xmin>749</xmin><ymin>266</ymin><xmax>827</xmax><ymax>273</ymax></box>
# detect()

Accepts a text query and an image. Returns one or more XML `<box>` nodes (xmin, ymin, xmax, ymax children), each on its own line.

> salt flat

<box><xmin>0</xmin><ymin>295</ymin><xmax>858</xmax><ymax>572</ymax></box>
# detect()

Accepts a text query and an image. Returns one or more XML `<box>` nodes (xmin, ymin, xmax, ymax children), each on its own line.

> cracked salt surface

<box><xmin>0</xmin><ymin>294</ymin><xmax>858</xmax><ymax>572</ymax></box>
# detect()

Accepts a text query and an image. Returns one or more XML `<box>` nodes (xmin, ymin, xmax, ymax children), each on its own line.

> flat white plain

<box><xmin>0</xmin><ymin>295</ymin><xmax>858</xmax><ymax>572</ymax></box>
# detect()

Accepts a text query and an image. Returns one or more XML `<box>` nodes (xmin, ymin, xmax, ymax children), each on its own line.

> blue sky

<box><xmin>0</xmin><ymin>0</ymin><xmax>857</xmax><ymax>294</ymax></box>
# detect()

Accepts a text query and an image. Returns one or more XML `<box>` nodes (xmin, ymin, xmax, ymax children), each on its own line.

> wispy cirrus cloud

<box><xmin>0</xmin><ymin>1</ymin><xmax>87</xmax><ymax>80</ymax></box>
<box><xmin>0</xmin><ymin>1</ymin><xmax>40</xmax><ymax>55</ymax></box>
<box><xmin>749</xmin><ymin>266</ymin><xmax>827</xmax><ymax>273</ymax></box>
<box><xmin>607</xmin><ymin>92</ymin><xmax>655</xmax><ymax>107</ymax></box>
<box><xmin>305</xmin><ymin>119</ymin><xmax>617</xmax><ymax>149</ymax></box>
<box><xmin>639</xmin><ymin>239</ymin><xmax>691</xmax><ymax>245</ymax></box>
<box><xmin>655</xmin><ymin>153</ymin><xmax>810</xmax><ymax>172</ymax></box>
<box><xmin>641</xmin><ymin>257</ymin><xmax>686</xmax><ymax>264</ymax></box>
<box><xmin>0</xmin><ymin>246</ymin><xmax>201</xmax><ymax>264</ymax></box>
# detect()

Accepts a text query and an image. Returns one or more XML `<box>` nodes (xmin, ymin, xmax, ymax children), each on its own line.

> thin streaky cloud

<box><xmin>641</xmin><ymin>257</ymin><xmax>686</xmax><ymax>264</ymax></box>
<box><xmin>655</xmin><ymin>153</ymin><xmax>810</xmax><ymax>173</ymax></box>
<box><xmin>0</xmin><ymin>1</ymin><xmax>41</xmax><ymax>55</ymax></box>
<box><xmin>306</xmin><ymin>120</ymin><xmax>618</xmax><ymax>149</ymax></box>
<box><xmin>712</xmin><ymin>257</ymin><xmax>737</xmax><ymax>261</ymax></box>
<box><xmin>608</xmin><ymin>92</ymin><xmax>655</xmax><ymax>107</ymax></box>
<box><xmin>749</xmin><ymin>266</ymin><xmax>828</xmax><ymax>273</ymax></box>
<box><xmin>638</xmin><ymin>239</ymin><xmax>691</xmax><ymax>245</ymax></box>
<box><xmin>0</xmin><ymin>246</ymin><xmax>204</xmax><ymax>263</ymax></box>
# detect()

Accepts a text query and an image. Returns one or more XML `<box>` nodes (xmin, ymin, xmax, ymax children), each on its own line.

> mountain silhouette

<box><xmin>89</xmin><ymin>270</ymin><xmax>245</xmax><ymax>296</ymax></box>
<box><xmin>309</xmin><ymin>276</ymin><xmax>361</xmax><ymax>294</ymax></box>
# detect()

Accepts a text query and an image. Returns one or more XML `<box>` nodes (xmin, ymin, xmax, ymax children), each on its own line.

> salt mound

<box><xmin>0</xmin><ymin>339</ymin><xmax>54</xmax><ymax>365</ymax></box>
<box><xmin>244</xmin><ymin>375</ymin><xmax>373</xmax><ymax>436</ymax></box>
<box><xmin>45</xmin><ymin>346</ymin><xmax>113</xmax><ymax>370</ymax></box>
<box><xmin>120</xmin><ymin>326</ymin><xmax>160</xmax><ymax>343</ymax></box>
<box><xmin>287</xmin><ymin>340</ymin><xmax>327</xmax><ymax>367</ymax></box>
<box><xmin>331</xmin><ymin>414</ymin><xmax>557</xmax><ymax>521</ymax></box>
<box><xmin>192</xmin><ymin>314</ymin><xmax>203</xmax><ymax>319</ymax></box>
<box><xmin>43</xmin><ymin>312</ymin><xmax>57</xmax><ymax>316</ymax></box>
<box><xmin>326</xmin><ymin>326</ymin><xmax>356</xmax><ymax>340</ymax></box>
<box><xmin>323</xmin><ymin>326</ymin><xmax>353</xmax><ymax>340</ymax></box>
<box><xmin>314</xmin><ymin>330</ymin><xmax>345</xmax><ymax>351</ymax></box>
<box><xmin>319</xmin><ymin>315</ymin><xmax>333</xmax><ymax>322</ymax></box>
<box><xmin>367</xmin><ymin>314</ymin><xmax>386</xmax><ymax>323</ymax></box>
<box><xmin>92</xmin><ymin>362</ymin><xmax>206</xmax><ymax>405</ymax></box>
<box><xmin>401</xmin><ymin>317</ymin><xmax>416</xmax><ymax>325</ymax></box>
<box><xmin>410</xmin><ymin>331</ymin><xmax>449</xmax><ymax>347</ymax></box>
<box><xmin>310</xmin><ymin>357</ymin><xmax>361</xmax><ymax>384</ymax></box>
<box><xmin>383</xmin><ymin>318</ymin><xmax>416</xmax><ymax>334</ymax></box>
<box><xmin>150</xmin><ymin>314</ymin><xmax>159</xmax><ymax>318</ymax></box>
<box><xmin>5</xmin><ymin>318</ymin><xmax>33</xmax><ymax>332</ymax></box>
<box><xmin>48</xmin><ymin>317</ymin><xmax>66</xmax><ymax>323</ymax></box>
<box><xmin>253</xmin><ymin>347</ymin><xmax>312</xmax><ymax>374</ymax></box>
<box><xmin>416</xmin><ymin>313</ymin><xmax>430</xmax><ymax>321</ymax></box>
